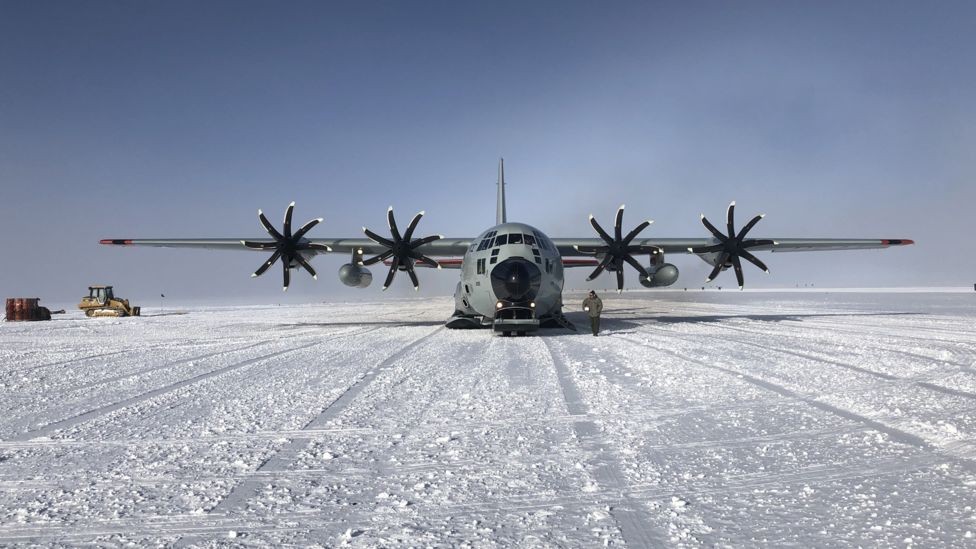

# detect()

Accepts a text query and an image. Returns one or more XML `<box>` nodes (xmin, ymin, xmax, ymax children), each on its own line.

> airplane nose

<box><xmin>490</xmin><ymin>257</ymin><xmax>542</xmax><ymax>302</ymax></box>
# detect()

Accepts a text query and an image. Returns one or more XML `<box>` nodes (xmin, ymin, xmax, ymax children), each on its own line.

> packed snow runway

<box><xmin>1</xmin><ymin>290</ymin><xmax>975</xmax><ymax>547</ymax></box>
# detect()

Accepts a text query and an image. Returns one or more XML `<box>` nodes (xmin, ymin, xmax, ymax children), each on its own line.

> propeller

<box><xmin>688</xmin><ymin>201</ymin><xmax>776</xmax><ymax>289</ymax></box>
<box><xmin>361</xmin><ymin>207</ymin><xmax>443</xmax><ymax>290</ymax></box>
<box><xmin>575</xmin><ymin>204</ymin><xmax>656</xmax><ymax>293</ymax></box>
<box><xmin>242</xmin><ymin>202</ymin><xmax>331</xmax><ymax>291</ymax></box>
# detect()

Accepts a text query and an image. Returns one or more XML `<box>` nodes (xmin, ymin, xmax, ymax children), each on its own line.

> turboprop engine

<box><xmin>338</xmin><ymin>263</ymin><xmax>372</xmax><ymax>288</ymax></box>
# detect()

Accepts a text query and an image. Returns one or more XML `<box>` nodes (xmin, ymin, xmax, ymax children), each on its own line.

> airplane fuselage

<box><xmin>452</xmin><ymin>222</ymin><xmax>565</xmax><ymax>327</ymax></box>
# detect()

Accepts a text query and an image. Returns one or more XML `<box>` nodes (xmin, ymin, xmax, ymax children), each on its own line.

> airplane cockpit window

<box><xmin>477</xmin><ymin>239</ymin><xmax>491</xmax><ymax>251</ymax></box>
<box><xmin>531</xmin><ymin>230</ymin><xmax>551</xmax><ymax>251</ymax></box>
<box><xmin>524</xmin><ymin>234</ymin><xmax>536</xmax><ymax>246</ymax></box>
<box><xmin>495</xmin><ymin>234</ymin><xmax>508</xmax><ymax>245</ymax></box>
<box><xmin>509</xmin><ymin>233</ymin><xmax>523</xmax><ymax>245</ymax></box>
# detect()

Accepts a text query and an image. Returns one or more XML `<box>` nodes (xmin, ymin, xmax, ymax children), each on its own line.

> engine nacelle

<box><xmin>639</xmin><ymin>263</ymin><xmax>679</xmax><ymax>287</ymax></box>
<box><xmin>338</xmin><ymin>263</ymin><xmax>372</xmax><ymax>288</ymax></box>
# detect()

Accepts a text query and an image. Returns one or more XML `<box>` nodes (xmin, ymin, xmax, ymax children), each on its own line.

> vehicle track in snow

<box><xmin>614</xmin><ymin>334</ymin><xmax>976</xmax><ymax>473</ymax></box>
<box><xmin>205</xmin><ymin>326</ymin><xmax>445</xmax><ymax>520</ymax></box>
<box><xmin>64</xmin><ymin>340</ymin><xmax>274</xmax><ymax>392</ymax></box>
<box><xmin>542</xmin><ymin>337</ymin><xmax>666</xmax><ymax>549</ymax></box>
<box><xmin>690</xmin><ymin>318</ymin><xmax>976</xmax><ymax>371</ymax></box>
<box><xmin>5</xmin><ymin>341</ymin><xmax>326</xmax><ymax>442</ymax></box>
<box><xmin>642</xmin><ymin>322</ymin><xmax>976</xmax><ymax>406</ymax></box>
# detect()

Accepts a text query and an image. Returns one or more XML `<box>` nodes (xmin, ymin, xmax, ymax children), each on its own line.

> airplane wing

<box><xmin>561</xmin><ymin>258</ymin><xmax>601</xmax><ymax>268</ymax></box>
<box><xmin>100</xmin><ymin>238</ymin><xmax>474</xmax><ymax>257</ymax></box>
<box><xmin>103</xmin><ymin>237</ymin><xmax>913</xmax><ymax>256</ymax></box>
<box><xmin>552</xmin><ymin>238</ymin><xmax>915</xmax><ymax>256</ymax></box>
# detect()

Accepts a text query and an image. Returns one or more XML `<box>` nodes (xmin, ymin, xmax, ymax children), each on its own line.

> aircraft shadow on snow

<box><xmin>277</xmin><ymin>320</ymin><xmax>446</xmax><ymax>329</ymax></box>
<box><xmin>550</xmin><ymin>310</ymin><xmax>920</xmax><ymax>336</ymax></box>
<box><xmin>277</xmin><ymin>311</ymin><xmax>919</xmax><ymax>335</ymax></box>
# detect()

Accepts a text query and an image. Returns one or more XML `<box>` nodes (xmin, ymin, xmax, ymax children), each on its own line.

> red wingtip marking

<box><xmin>882</xmin><ymin>239</ymin><xmax>915</xmax><ymax>246</ymax></box>
<box><xmin>100</xmin><ymin>239</ymin><xmax>133</xmax><ymax>245</ymax></box>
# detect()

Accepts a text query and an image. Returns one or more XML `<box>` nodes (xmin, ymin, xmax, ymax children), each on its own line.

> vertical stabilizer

<box><xmin>496</xmin><ymin>157</ymin><xmax>507</xmax><ymax>224</ymax></box>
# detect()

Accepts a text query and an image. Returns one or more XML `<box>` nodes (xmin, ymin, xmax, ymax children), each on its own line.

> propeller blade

<box><xmin>622</xmin><ymin>254</ymin><xmax>651</xmax><ymax>279</ymax></box>
<box><xmin>705</xmin><ymin>253</ymin><xmax>729</xmax><ymax>282</ymax></box>
<box><xmin>405</xmin><ymin>263</ymin><xmax>420</xmax><ymax>290</ymax></box>
<box><xmin>306</xmin><ymin>243</ymin><xmax>332</xmax><ymax>252</ymax></box>
<box><xmin>415</xmin><ymin>255</ymin><xmax>440</xmax><ymax>269</ymax></box>
<box><xmin>403</xmin><ymin>211</ymin><xmax>424</xmax><ymax>242</ymax></box>
<box><xmin>361</xmin><ymin>249</ymin><xmax>394</xmax><ymax>266</ymax></box>
<box><xmin>292</xmin><ymin>217</ymin><xmax>322</xmax><ymax>241</ymax></box>
<box><xmin>739</xmin><ymin>249</ymin><xmax>769</xmax><ymax>273</ymax></box>
<box><xmin>726</xmin><ymin>201</ymin><xmax>736</xmax><ymax>239</ymax></box>
<box><xmin>283</xmin><ymin>202</ymin><xmax>295</xmax><ymax>239</ymax></box>
<box><xmin>387</xmin><ymin>207</ymin><xmax>401</xmax><ymax>241</ymax></box>
<box><xmin>408</xmin><ymin>234</ymin><xmax>442</xmax><ymax>249</ymax></box>
<box><xmin>622</xmin><ymin>220</ymin><xmax>652</xmax><ymax>245</ymax></box>
<box><xmin>252</xmin><ymin>249</ymin><xmax>282</xmax><ymax>277</ymax></box>
<box><xmin>737</xmin><ymin>214</ymin><xmax>764</xmax><ymax>241</ymax></box>
<box><xmin>731</xmin><ymin>254</ymin><xmax>744</xmax><ymax>289</ymax></box>
<box><xmin>259</xmin><ymin>210</ymin><xmax>284</xmax><ymax>241</ymax></box>
<box><xmin>382</xmin><ymin>257</ymin><xmax>400</xmax><ymax>290</ymax></box>
<box><xmin>295</xmin><ymin>255</ymin><xmax>317</xmax><ymax>279</ymax></box>
<box><xmin>700</xmin><ymin>215</ymin><xmax>726</xmax><ymax>241</ymax></box>
<box><xmin>282</xmin><ymin>259</ymin><xmax>291</xmax><ymax>291</ymax></box>
<box><xmin>586</xmin><ymin>255</ymin><xmax>613</xmax><ymax>281</ymax></box>
<box><xmin>242</xmin><ymin>241</ymin><xmax>277</xmax><ymax>250</ymax></box>
<box><xmin>615</xmin><ymin>265</ymin><xmax>624</xmax><ymax>292</ymax></box>
<box><xmin>363</xmin><ymin>227</ymin><xmax>394</xmax><ymax>248</ymax></box>
<box><xmin>614</xmin><ymin>204</ymin><xmax>625</xmax><ymax>242</ymax></box>
<box><xmin>589</xmin><ymin>215</ymin><xmax>614</xmax><ymax>245</ymax></box>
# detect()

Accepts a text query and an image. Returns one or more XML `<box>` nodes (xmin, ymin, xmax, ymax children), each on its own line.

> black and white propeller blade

<box><xmin>242</xmin><ymin>202</ymin><xmax>330</xmax><ymax>291</ymax></box>
<box><xmin>575</xmin><ymin>204</ymin><xmax>655</xmax><ymax>293</ymax></box>
<box><xmin>688</xmin><ymin>201</ymin><xmax>775</xmax><ymax>289</ymax></box>
<box><xmin>361</xmin><ymin>207</ymin><xmax>442</xmax><ymax>291</ymax></box>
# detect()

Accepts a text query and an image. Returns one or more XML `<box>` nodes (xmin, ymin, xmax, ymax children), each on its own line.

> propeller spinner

<box><xmin>242</xmin><ymin>202</ymin><xmax>331</xmax><ymax>291</ymax></box>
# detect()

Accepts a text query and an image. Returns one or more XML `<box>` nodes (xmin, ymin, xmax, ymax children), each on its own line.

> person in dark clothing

<box><xmin>581</xmin><ymin>290</ymin><xmax>603</xmax><ymax>336</ymax></box>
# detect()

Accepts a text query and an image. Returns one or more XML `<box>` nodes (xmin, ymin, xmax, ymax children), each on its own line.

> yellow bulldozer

<box><xmin>78</xmin><ymin>285</ymin><xmax>141</xmax><ymax>317</ymax></box>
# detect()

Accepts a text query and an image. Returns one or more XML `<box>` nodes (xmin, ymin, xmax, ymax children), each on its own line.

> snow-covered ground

<box><xmin>1</xmin><ymin>290</ymin><xmax>975</xmax><ymax>547</ymax></box>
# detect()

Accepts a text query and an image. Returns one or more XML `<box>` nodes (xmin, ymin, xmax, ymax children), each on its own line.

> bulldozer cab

<box><xmin>89</xmin><ymin>286</ymin><xmax>114</xmax><ymax>305</ymax></box>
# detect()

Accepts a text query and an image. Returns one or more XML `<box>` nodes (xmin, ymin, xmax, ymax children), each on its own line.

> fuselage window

<box><xmin>534</xmin><ymin>256</ymin><xmax>542</xmax><ymax>264</ymax></box>
<box><xmin>495</xmin><ymin>234</ymin><xmax>508</xmax><ymax>245</ymax></box>
<box><xmin>477</xmin><ymin>258</ymin><xmax>486</xmax><ymax>274</ymax></box>
<box><xmin>490</xmin><ymin>256</ymin><xmax>498</xmax><ymax>264</ymax></box>
<box><xmin>509</xmin><ymin>233</ymin><xmax>523</xmax><ymax>245</ymax></box>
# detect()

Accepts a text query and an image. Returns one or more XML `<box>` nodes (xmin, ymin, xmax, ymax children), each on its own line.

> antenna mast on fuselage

<box><xmin>496</xmin><ymin>157</ymin><xmax>507</xmax><ymax>225</ymax></box>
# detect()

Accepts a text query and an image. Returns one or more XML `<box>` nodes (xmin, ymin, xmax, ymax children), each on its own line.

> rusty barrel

<box><xmin>5</xmin><ymin>298</ymin><xmax>46</xmax><ymax>321</ymax></box>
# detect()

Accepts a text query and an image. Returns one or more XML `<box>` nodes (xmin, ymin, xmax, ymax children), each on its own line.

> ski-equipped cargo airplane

<box><xmin>101</xmin><ymin>160</ymin><xmax>913</xmax><ymax>334</ymax></box>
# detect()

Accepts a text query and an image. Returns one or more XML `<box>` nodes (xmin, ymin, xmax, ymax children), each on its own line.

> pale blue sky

<box><xmin>2</xmin><ymin>1</ymin><xmax>973</xmax><ymax>306</ymax></box>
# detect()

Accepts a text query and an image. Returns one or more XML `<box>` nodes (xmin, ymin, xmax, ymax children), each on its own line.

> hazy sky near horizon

<box><xmin>2</xmin><ymin>1</ymin><xmax>974</xmax><ymax>306</ymax></box>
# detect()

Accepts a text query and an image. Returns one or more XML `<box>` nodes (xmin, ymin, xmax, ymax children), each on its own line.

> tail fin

<box><xmin>496</xmin><ymin>157</ymin><xmax>507</xmax><ymax>224</ymax></box>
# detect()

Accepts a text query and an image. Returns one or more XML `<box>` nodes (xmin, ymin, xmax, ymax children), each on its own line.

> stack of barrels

<box><xmin>4</xmin><ymin>298</ymin><xmax>52</xmax><ymax>321</ymax></box>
